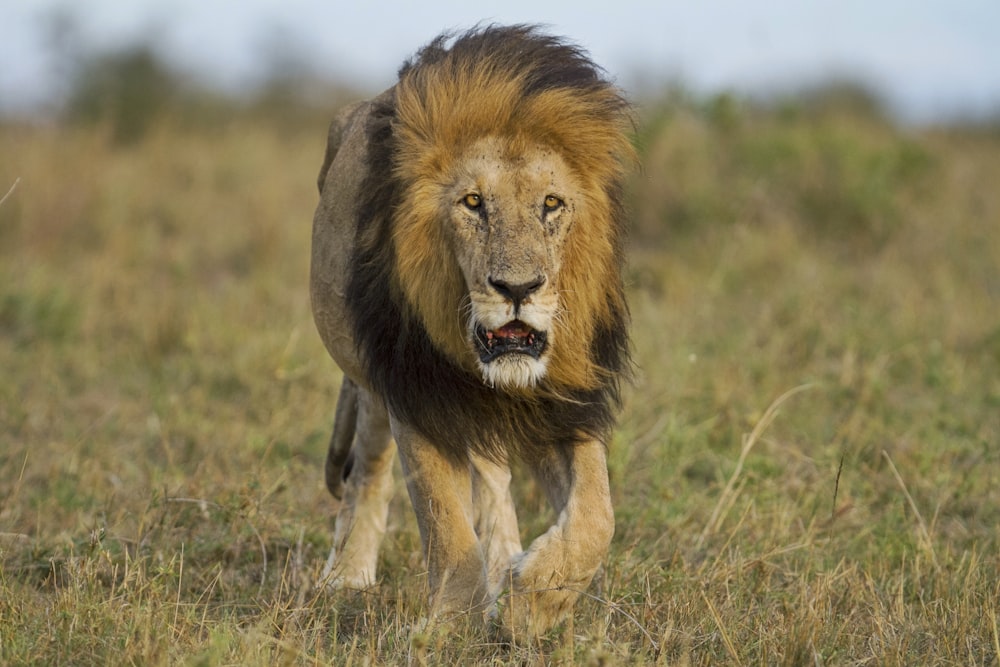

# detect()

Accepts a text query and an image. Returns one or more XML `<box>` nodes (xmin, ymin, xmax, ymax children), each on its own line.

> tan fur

<box><xmin>391</xmin><ymin>60</ymin><xmax>634</xmax><ymax>390</ymax></box>
<box><xmin>310</xmin><ymin>26</ymin><xmax>632</xmax><ymax>638</ymax></box>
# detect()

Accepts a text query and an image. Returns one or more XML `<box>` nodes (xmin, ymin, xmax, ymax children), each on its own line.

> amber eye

<box><xmin>543</xmin><ymin>195</ymin><xmax>563</xmax><ymax>211</ymax></box>
<box><xmin>463</xmin><ymin>193</ymin><xmax>482</xmax><ymax>210</ymax></box>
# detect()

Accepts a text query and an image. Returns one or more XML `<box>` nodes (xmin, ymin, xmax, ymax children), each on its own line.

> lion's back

<box><xmin>309</xmin><ymin>95</ymin><xmax>382</xmax><ymax>384</ymax></box>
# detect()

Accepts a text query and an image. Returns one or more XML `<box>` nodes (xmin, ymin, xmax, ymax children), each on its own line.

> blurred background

<box><xmin>2</xmin><ymin>0</ymin><xmax>999</xmax><ymax>126</ymax></box>
<box><xmin>2</xmin><ymin>3</ymin><xmax>1000</xmax><ymax>663</ymax></box>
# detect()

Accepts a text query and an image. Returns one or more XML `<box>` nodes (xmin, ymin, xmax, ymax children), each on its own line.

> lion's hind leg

<box><xmin>320</xmin><ymin>381</ymin><xmax>396</xmax><ymax>590</ymax></box>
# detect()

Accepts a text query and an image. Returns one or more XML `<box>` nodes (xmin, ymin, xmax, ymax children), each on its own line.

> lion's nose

<box><xmin>488</xmin><ymin>274</ymin><xmax>546</xmax><ymax>310</ymax></box>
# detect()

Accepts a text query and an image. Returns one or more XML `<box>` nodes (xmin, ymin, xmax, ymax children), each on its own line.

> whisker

<box><xmin>456</xmin><ymin>294</ymin><xmax>474</xmax><ymax>330</ymax></box>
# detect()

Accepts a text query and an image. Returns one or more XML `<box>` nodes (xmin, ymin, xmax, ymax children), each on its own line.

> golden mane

<box><xmin>389</xmin><ymin>24</ymin><xmax>635</xmax><ymax>392</ymax></box>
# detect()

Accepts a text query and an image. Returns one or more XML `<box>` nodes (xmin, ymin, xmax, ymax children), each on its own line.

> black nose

<box><xmin>488</xmin><ymin>275</ymin><xmax>546</xmax><ymax>310</ymax></box>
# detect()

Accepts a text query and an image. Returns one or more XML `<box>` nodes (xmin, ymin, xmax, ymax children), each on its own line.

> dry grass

<box><xmin>1</xmin><ymin>96</ymin><xmax>998</xmax><ymax>665</ymax></box>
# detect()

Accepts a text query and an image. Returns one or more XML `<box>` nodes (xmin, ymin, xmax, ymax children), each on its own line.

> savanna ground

<box><xmin>1</xmin><ymin>69</ymin><xmax>999</xmax><ymax>664</ymax></box>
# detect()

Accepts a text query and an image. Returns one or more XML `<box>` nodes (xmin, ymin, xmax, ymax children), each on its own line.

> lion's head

<box><xmin>389</xmin><ymin>25</ymin><xmax>634</xmax><ymax>392</ymax></box>
<box><xmin>344</xmin><ymin>25</ymin><xmax>633</xmax><ymax>458</ymax></box>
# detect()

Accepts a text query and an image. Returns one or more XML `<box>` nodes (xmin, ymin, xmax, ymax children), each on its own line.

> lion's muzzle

<box><xmin>487</xmin><ymin>274</ymin><xmax>546</xmax><ymax>312</ymax></box>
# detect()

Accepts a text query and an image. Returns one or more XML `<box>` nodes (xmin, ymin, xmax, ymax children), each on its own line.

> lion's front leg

<box><xmin>392</xmin><ymin>419</ymin><xmax>491</xmax><ymax>622</ymax></box>
<box><xmin>495</xmin><ymin>440</ymin><xmax>614</xmax><ymax>638</ymax></box>
<box><xmin>470</xmin><ymin>453</ymin><xmax>523</xmax><ymax>597</ymax></box>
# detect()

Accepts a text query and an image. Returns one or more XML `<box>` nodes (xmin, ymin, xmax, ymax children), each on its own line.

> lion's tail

<box><xmin>324</xmin><ymin>378</ymin><xmax>358</xmax><ymax>500</ymax></box>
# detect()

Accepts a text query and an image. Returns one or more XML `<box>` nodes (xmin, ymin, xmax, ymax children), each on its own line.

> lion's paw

<box><xmin>489</xmin><ymin>550</ymin><xmax>585</xmax><ymax>639</ymax></box>
<box><xmin>316</xmin><ymin>548</ymin><xmax>378</xmax><ymax>591</ymax></box>
<box><xmin>492</xmin><ymin>585</ymin><xmax>578</xmax><ymax>639</ymax></box>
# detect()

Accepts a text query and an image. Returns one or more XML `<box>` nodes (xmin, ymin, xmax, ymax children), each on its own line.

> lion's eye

<box><xmin>463</xmin><ymin>193</ymin><xmax>482</xmax><ymax>210</ymax></box>
<box><xmin>543</xmin><ymin>195</ymin><xmax>563</xmax><ymax>211</ymax></box>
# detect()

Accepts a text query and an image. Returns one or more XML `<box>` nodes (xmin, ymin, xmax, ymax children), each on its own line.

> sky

<box><xmin>1</xmin><ymin>0</ymin><xmax>998</xmax><ymax>123</ymax></box>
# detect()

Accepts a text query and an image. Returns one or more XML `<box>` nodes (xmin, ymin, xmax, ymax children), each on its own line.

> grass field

<box><xmin>1</xmin><ymin>89</ymin><xmax>999</xmax><ymax>665</ymax></box>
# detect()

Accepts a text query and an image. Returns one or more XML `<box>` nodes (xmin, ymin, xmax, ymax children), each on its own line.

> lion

<box><xmin>309</xmin><ymin>24</ymin><xmax>634</xmax><ymax>636</ymax></box>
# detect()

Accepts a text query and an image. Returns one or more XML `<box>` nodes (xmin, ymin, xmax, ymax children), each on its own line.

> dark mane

<box><xmin>399</xmin><ymin>24</ymin><xmax>608</xmax><ymax>96</ymax></box>
<box><xmin>345</xmin><ymin>25</ymin><xmax>631</xmax><ymax>462</ymax></box>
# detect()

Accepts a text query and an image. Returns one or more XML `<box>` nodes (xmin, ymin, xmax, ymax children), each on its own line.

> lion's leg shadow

<box><xmin>494</xmin><ymin>441</ymin><xmax>615</xmax><ymax>638</ymax></box>
<box><xmin>320</xmin><ymin>382</ymin><xmax>395</xmax><ymax>590</ymax></box>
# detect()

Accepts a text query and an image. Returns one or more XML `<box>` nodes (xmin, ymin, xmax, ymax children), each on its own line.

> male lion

<box><xmin>310</xmin><ymin>25</ymin><xmax>633</xmax><ymax>636</ymax></box>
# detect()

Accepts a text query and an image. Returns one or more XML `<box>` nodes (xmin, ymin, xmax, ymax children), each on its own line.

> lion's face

<box><xmin>389</xmin><ymin>57</ymin><xmax>632</xmax><ymax>397</ymax></box>
<box><xmin>442</xmin><ymin>137</ymin><xmax>580</xmax><ymax>389</ymax></box>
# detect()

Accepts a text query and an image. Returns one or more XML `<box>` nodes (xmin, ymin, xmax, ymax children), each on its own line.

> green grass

<box><xmin>1</xmin><ymin>94</ymin><xmax>999</xmax><ymax>665</ymax></box>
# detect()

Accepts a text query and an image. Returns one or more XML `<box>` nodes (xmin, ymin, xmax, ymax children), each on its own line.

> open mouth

<box><xmin>474</xmin><ymin>320</ymin><xmax>548</xmax><ymax>363</ymax></box>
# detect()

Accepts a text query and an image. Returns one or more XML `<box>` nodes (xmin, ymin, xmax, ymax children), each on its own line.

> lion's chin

<box><xmin>479</xmin><ymin>354</ymin><xmax>549</xmax><ymax>390</ymax></box>
<box><xmin>472</xmin><ymin>319</ymin><xmax>550</xmax><ymax>389</ymax></box>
